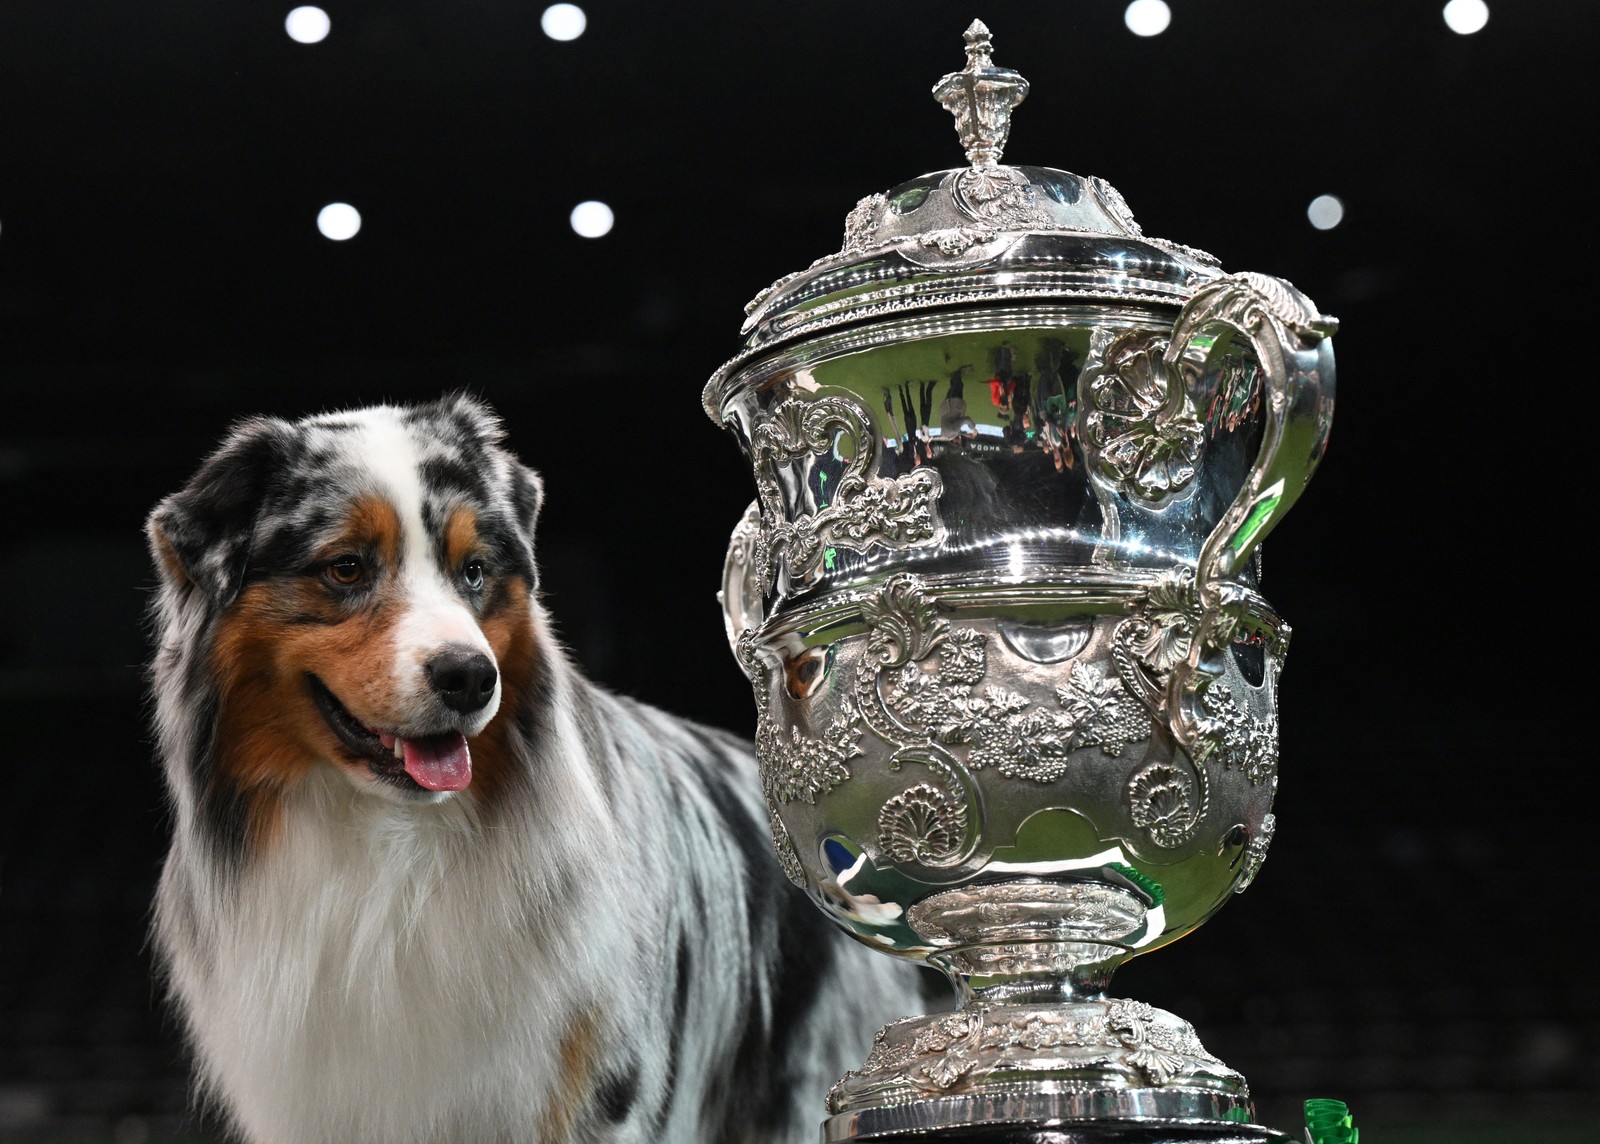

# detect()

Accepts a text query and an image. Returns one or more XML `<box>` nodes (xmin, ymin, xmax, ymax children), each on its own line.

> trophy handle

<box><xmin>720</xmin><ymin>500</ymin><xmax>767</xmax><ymax>660</ymax></box>
<box><xmin>1163</xmin><ymin>272</ymin><xmax>1336</xmax><ymax>753</ymax></box>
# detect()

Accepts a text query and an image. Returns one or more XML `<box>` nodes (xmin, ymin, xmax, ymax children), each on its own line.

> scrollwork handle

<box><xmin>1164</xmin><ymin>272</ymin><xmax>1336</xmax><ymax>753</ymax></box>
<box><xmin>720</xmin><ymin>501</ymin><xmax>766</xmax><ymax>663</ymax></box>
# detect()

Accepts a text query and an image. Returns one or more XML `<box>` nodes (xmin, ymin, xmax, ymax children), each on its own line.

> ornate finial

<box><xmin>933</xmin><ymin>19</ymin><xmax>1029</xmax><ymax>168</ymax></box>
<box><xmin>959</xmin><ymin>17</ymin><xmax>995</xmax><ymax>68</ymax></box>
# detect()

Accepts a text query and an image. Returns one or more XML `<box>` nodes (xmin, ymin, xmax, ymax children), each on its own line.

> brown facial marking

<box><xmin>320</xmin><ymin>495</ymin><xmax>404</xmax><ymax>568</ymax></box>
<box><xmin>539</xmin><ymin>1006</ymin><xmax>602</xmax><ymax>1144</ymax></box>
<box><xmin>209</xmin><ymin>496</ymin><xmax>407</xmax><ymax>845</ymax></box>
<box><xmin>443</xmin><ymin>505</ymin><xmax>479</xmax><ymax>573</ymax></box>
<box><xmin>467</xmin><ymin>576</ymin><xmax>540</xmax><ymax>809</ymax></box>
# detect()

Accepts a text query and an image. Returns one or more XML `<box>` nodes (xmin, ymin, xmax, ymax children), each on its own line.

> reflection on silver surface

<box><xmin>997</xmin><ymin>617</ymin><xmax>1094</xmax><ymax>664</ymax></box>
<box><xmin>706</xmin><ymin>21</ymin><xmax>1335</xmax><ymax>1143</ymax></box>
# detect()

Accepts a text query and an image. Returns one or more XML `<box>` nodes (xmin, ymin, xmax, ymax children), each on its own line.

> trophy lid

<box><xmin>705</xmin><ymin>20</ymin><xmax>1223</xmax><ymax>415</ymax></box>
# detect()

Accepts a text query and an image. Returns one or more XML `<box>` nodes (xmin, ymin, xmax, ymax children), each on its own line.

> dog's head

<box><xmin>148</xmin><ymin>395</ymin><xmax>544</xmax><ymax>806</ymax></box>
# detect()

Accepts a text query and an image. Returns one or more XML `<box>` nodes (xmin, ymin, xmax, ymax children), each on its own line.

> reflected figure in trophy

<box><xmin>936</xmin><ymin>365</ymin><xmax>978</xmax><ymax>447</ymax></box>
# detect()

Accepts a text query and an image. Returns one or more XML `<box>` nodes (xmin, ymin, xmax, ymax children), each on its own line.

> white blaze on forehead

<box><xmin>350</xmin><ymin>409</ymin><xmax>493</xmax><ymax>663</ymax></box>
<box><xmin>349</xmin><ymin>409</ymin><xmax>431</xmax><ymax>571</ymax></box>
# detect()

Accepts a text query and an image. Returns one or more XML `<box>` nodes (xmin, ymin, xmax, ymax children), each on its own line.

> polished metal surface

<box><xmin>705</xmin><ymin>21</ymin><xmax>1336</xmax><ymax>1143</ymax></box>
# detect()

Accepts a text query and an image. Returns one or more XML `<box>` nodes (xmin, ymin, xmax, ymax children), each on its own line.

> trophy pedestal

<box><xmin>823</xmin><ymin>997</ymin><xmax>1289</xmax><ymax>1144</ymax></box>
<box><xmin>856</xmin><ymin>1129</ymin><xmax>1296</xmax><ymax>1144</ymax></box>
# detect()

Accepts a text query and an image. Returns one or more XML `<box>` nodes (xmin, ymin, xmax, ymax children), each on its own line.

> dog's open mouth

<box><xmin>308</xmin><ymin>676</ymin><xmax>472</xmax><ymax>792</ymax></box>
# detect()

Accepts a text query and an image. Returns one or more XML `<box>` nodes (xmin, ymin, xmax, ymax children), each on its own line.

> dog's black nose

<box><xmin>426</xmin><ymin>650</ymin><xmax>498</xmax><ymax>714</ymax></box>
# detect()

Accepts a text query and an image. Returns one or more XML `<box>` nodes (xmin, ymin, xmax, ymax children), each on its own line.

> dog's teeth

<box><xmin>393</xmin><ymin>739</ymin><xmax>405</xmax><ymax>758</ymax></box>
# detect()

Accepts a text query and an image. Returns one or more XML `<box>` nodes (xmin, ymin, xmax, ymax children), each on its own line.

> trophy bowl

<box><xmin>705</xmin><ymin>23</ymin><xmax>1335</xmax><ymax>1143</ymax></box>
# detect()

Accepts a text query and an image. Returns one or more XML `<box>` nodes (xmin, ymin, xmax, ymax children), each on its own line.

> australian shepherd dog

<box><xmin>145</xmin><ymin>395</ymin><xmax>921</xmax><ymax>1144</ymax></box>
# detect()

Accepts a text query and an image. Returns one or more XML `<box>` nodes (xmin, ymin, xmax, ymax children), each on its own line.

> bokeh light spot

<box><xmin>541</xmin><ymin>4</ymin><xmax>587</xmax><ymax>41</ymax></box>
<box><xmin>1442</xmin><ymin>0</ymin><xmax>1489</xmax><ymax>35</ymax></box>
<box><xmin>1124</xmin><ymin>1</ymin><xmax>1172</xmax><ymax>37</ymax></box>
<box><xmin>569</xmin><ymin>200</ymin><xmax>613</xmax><ymax>238</ymax></box>
<box><xmin>317</xmin><ymin>202</ymin><xmax>361</xmax><ymax>240</ymax></box>
<box><xmin>1307</xmin><ymin>194</ymin><xmax>1345</xmax><ymax>231</ymax></box>
<box><xmin>285</xmin><ymin>6</ymin><xmax>331</xmax><ymax>44</ymax></box>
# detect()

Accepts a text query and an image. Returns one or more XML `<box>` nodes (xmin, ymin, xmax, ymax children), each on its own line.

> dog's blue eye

<box><xmin>462</xmin><ymin>560</ymin><xmax>485</xmax><ymax>590</ymax></box>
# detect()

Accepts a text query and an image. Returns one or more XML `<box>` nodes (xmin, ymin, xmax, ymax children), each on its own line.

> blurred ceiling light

<box><xmin>1442</xmin><ymin>0</ymin><xmax>1490</xmax><ymax>34</ymax></box>
<box><xmin>1307</xmin><ymin>194</ymin><xmax>1345</xmax><ymax>231</ymax></box>
<box><xmin>570</xmin><ymin>201</ymin><xmax>613</xmax><ymax>238</ymax></box>
<box><xmin>1124</xmin><ymin>0</ymin><xmax>1172</xmax><ymax>37</ymax></box>
<box><xmin>285</xmin><ymin>6</ymin><xmax>331</xmax><ymax>44</ymax></box>
<box><xmin>317</xmin><ymin>202</ymin><xmax>361</xmax><ymax>240</ymax></box>
<box><xmin>541</xmin><ymin>4</ymin><xmax>587</xmax><ymax>41</ymax></box>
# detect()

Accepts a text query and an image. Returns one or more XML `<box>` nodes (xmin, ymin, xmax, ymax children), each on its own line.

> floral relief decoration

<box><xmin>750</xmin><ymin>395</ymin><xmax>944</xmax><ymax>592</ymax></box>
<box><xmin>828</xmin><ymin>1000</ymin><xmax>1235</xmax><ymax>1109</ymax></box>
<box><xmin>1080</xmin><ymin>329</ymin><xmax>1205</xmax><ymax>502</ymax></box>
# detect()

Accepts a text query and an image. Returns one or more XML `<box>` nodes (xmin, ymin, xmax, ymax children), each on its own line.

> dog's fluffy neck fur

<box><xmin>159</xmin><ymin>660</ymin><xmax>641</xmax><ymax>1144</ymax></box>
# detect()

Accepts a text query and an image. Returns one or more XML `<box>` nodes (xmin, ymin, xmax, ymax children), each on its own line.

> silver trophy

<box><xmin>705</xmin><ymin>22</ymin><xmax>1336</xmax><ymax>1143</ymax></box>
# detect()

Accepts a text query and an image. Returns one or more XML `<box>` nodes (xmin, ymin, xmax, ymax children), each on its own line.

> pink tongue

<box><xmin>401</xmin><ymin>733</ymin><xmax>472</xmax><ymax>791</ymax></box>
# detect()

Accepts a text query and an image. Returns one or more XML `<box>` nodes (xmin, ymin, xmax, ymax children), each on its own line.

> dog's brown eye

<box><xmin>327</xmin><ymin>556</ymin><xmax>365</xmax><ymax>586</ymax></box>
<box><xmin>462</xmin><ymin>559</ymin><xmax>485</xmax><ymax>591</ymax></box>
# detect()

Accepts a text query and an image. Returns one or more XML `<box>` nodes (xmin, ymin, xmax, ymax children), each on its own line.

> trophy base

<box><xmin>845</xmin><ymin>1127</ymin><xmax>1296</xmax><ymax>1144</ymax></box>
<box><xmin>824</xmin><ymin>1091</ymin><xmax>1291</xmax><ymax>1144</ymax></box>
<box><xmin>825</xmin><ymin>1001</ymin><xmax>1274</xmax><ymax>1143</ymax></box>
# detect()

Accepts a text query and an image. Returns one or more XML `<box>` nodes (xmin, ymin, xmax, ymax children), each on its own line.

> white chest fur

<box><xmin>167</xmin><ymin>773</ymin><xmax>631</xmax><ymax>1144</ymax></box>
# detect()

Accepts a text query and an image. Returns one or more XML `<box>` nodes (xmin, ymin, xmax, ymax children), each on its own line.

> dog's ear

<box><xmin>148</xmin><ymin>417</ymin><xmax>294</xmax><ymax>605</ymax></box>
<box><xmin>422</xmin><ymin>391</ymin><xmax>507</xmax><ymax>449</ymax></box>
<box><xmin>511</xmin><ymin>463</ymin><xmax>544</xmax><ymax>537</ymax></box>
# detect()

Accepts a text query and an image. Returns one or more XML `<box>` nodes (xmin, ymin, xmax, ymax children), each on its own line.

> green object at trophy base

<box><xmin>1304</xmin><ymin>1099</ymin><xmax>1359</xmax><ymax>1144</ymax></box>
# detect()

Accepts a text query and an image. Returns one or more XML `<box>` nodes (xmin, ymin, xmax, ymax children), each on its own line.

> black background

<box><xmin>0</xmin><ymin>2</ymin><xmax>1590</xmax><ymax>1142</ymax></box>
